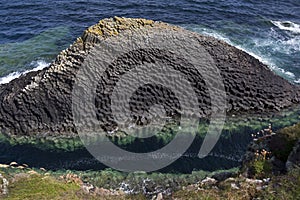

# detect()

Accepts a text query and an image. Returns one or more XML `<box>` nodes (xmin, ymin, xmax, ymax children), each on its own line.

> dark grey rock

<box><xmin>286</xmin><ymin>139</ymin><xmax>300</xmax><ymax>171</ymax></box>
<box><xmin>211</xmin><ymin>171</ymin><xmax>236</xmax><ymax>182</ymax></box>
<box><xmin>0</xmin><ymin>17</ymin><xmax>300</xmax><ymax>136</ymax></box>
<box><xmin>270</xmin><ymin>156</ymin><xmax>286</xmax><ymax>175</ymax></box>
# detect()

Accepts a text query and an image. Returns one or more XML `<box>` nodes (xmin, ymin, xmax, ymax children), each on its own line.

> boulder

<box><xmin>0</xmin><ymin>173</ymin><xmax>8</xmax><ymax>196</ymax></box>
<box><xmin>211</xmin><ymin>171</ymin><xmax>236</xmax><ymax>182</ymax></box>
<box><xmin>201</xmin><ymin>177</ymin><xmax>217</xmax><ymax>186</ymax></box>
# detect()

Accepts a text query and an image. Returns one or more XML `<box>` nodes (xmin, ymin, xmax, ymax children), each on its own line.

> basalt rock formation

<box><xmin>0</xmin><ymin>17</ymin><xmax>300</xmax><ymax>136</ymax></box>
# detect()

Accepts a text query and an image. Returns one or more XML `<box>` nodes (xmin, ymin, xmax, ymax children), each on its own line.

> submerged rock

<box><xmin>0</xmin><ymin>17</ymin><xmax>300</xmax><ymax>136</ymax></box>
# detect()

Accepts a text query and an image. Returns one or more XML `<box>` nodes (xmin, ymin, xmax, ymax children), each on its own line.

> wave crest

<box><xmin>0</xmin><ymin>60</ymin><xmax>49</xmax><ymax>85</ymax></box>
<box><xmin>271</xmin><ymin>20</ymin><xmax>300</xmax><ymax>34</ymax></box>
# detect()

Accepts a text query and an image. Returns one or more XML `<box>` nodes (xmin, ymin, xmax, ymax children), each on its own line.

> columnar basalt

<box><xmin>0</xmin><ymin>17</ymin><xmax>299</xmax><ymax>136</ymax></box>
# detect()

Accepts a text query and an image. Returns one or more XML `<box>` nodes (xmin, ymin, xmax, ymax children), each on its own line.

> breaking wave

<box><xmin>0</xmin><ymin>60</ymin><xmax>49</xmax><ymax>85</ymax></box>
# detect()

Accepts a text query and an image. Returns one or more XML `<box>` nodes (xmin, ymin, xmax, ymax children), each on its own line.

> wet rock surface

<box><xmin>0</xmin><ymin>17</ymin><xmax>300</xmax><ymax>136</ymax></box>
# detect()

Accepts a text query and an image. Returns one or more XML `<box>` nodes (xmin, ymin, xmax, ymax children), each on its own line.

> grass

<box><xmin>172</xmin><ymin>167</ymin><xmax>300</xmax><ymax>200</ymax></box>
<box><xmin>172</xmin><ymin>183</ymin><xmax>258</xmax><ymax>200</ymax></box>
<box><xmin>3</xmin><ymin>173</ymin><xmax>146</xmax><ymax>200</ymax></box>
<box><xmin>268</xmin><ymin>122</ymin><xmax>300</xmax><ymax>162</ymax></box>
<box><xmin>0</xmin><ymin>167</ymin><xmax>240</xmax><ymax>200</ymax></box>
<box><xmin>5</xmin><ymin>174</ymin><xmax>80</xmax><ymax>200</ymax></box>
<box><xmin>250</xmin><ymin>159</ymin><xmax>272</xmax><ymax>179</ymax></box>
<box><xmin>51</xmin><ymin>168</ymin><xmax>215</xmax><ymax>191</ymax></box>
<box><xmin>0</xmin><ymin>165</ymin><xmax>299</xmax><ymax>199</ymax></box>
<box><xmin>277</xmin><ymin>122</ymin><xmax>300</xmax><ymax>140</ymax></box>
<box><xmin>260</xmin><ymin>167</ymin><xmax>300</xmax><ymax>200</ymax></box>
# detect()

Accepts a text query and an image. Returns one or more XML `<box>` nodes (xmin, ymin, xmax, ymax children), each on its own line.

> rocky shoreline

<box><xmin>1</xmin><ymin>17</ymin><xmax>300</xmax><ymax>136</ymax></box>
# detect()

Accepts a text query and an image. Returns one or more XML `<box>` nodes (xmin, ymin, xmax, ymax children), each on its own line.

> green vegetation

<box><xmin>277</xmin><ymin>121</ymin><xmax>300</xmax><ymax>140</ymax></box>
<box><xmin>261</xmin><ymin>167</ymin><xmax>300</xmax><ymax>200</ymax></box>
<box><xmin>0</xmin><ymin>167</ymin><xmax>239</xmax><ymax>200</ymax></box>
<box><xmin>267</xmin><ymin>122</ymin><xmax>300</xmax><ymax>162</ymax></box>
<box><xmin>0</xmin><ymin>133</ymin><xmax>84</xmax><ymax>152</ymax></box>
<box><xmin>49</xmin><ymin>168</ymin><xmax>223</xmax><ymax>190</ymax></box>
<box><xmin>172</xmin><ymin>167</ymin><xmax>300</xmax><ymax>200</ymax></box>
<box><xmin>2</xmin><ymin>173</ymin><xmax>147</xmax><ymax>200</ymax></box>
<box><xmin>250</xmin><ymin>159</ymin><xmax>272</xmax><ymax>179</ymax></box>
<box><xmin>5</xmin><ymin>174</ymin><xmax>80</xmax><ymax>200</ymax></box>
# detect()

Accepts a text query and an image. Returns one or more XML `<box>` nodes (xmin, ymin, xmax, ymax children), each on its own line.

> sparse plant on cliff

<box><xmin>251</xmin><ymin>159</ymin><xmax>272</xmax><ymax>179</ymax></box>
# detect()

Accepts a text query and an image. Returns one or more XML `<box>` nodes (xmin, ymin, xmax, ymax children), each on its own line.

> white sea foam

<box><xmin>271</xmin><ymin>20</ymin><xmax>300</xmax><ymax>34</ymax></box>
<box><xmin>252</xmin><ymin>27</ymin><xmax>300</xmax><ymax>54</ymax></box>
<box><xmin>294</xmin><ymin>78</ymin><xmax>300</xmax><ymax>84</ymax></box>
<box><xmin>188</xmin><ymin>26</ymin><xmax>298</xmax><ymax>83</ymax></box>
<box><xmin>283</xmin><ymin>37</ymin><xmax>300</xmax><ymax>52</ymax></box>
<box><xmin>197</xmin><ymin>27</ymin><xmax>233</xmax><ymax>44</ymax></box>
<box><xmin>235</xmin><ymin>45</ymin><xmax>296</xmax><ymax>78</ymax></box>
<box><xmin>232</xmin><ymin>45</ymin><xmax>297</xmax><ymax>81</ymax></box>
<box><xmin>0</xmin><ymin>60</ymin><xmax>49</xmax><ymax>85</ymax></box>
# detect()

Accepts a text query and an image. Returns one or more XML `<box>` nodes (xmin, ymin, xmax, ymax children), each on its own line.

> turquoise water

<box><xmin>0</xmin><ymin>26</ymin><xmax>70</xmax><ymax>81</ymax></box>
<box><xmin>0</xmin><ymin>0</ymin><xmax>299</xmax><ymax>84</ymax></box>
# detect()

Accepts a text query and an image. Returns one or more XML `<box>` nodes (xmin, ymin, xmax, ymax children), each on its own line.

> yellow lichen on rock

<box><xmin>83</xmin><ymin>17</ymin><xmax>155</xmax><ymax>42</ymax></box>
<box><xmin>87</xmin><ymin>26</ymin><xmax>104</xmax><ymax>36</ymax></box>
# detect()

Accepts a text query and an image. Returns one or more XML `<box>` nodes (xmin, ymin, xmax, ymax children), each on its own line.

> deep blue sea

<box><xmin>0</xmin><ymin>0</ymin><xmax>299</xmax><ymax>84</ymax></box>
